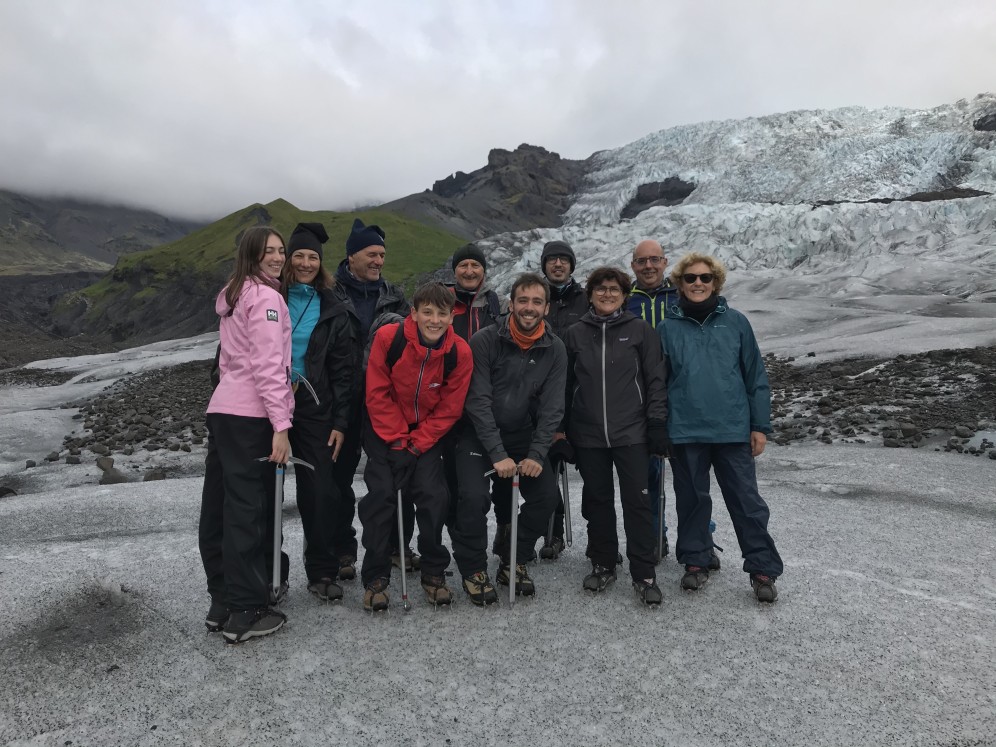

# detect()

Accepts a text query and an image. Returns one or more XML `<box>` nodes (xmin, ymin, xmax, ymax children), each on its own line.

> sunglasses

<box><xmin>681</xmin><ymin>273</ymin><xmax>714</xmax><ymax>284</ymax></box>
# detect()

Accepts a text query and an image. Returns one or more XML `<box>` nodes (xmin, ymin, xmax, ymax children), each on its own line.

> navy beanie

<box><xmin>541</xmin><ymin>240</ymin><xmax>576</xmax><ymax>273</ymax></box>
<box><xmin>288</xmin><ymin>222</ymin><xmax>329</xmax><ymax>261</ymax></box>
<box><xmin>346</xmin><ymin>218</ymin><xmax>386</xmax><ymax>256</ymax></box>
<box><xmin>451</xmin><ymin>243</ymin><xmax>487</xmax><ymax>271</ymax></box>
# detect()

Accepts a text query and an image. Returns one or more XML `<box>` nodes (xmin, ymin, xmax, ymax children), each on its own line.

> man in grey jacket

<box><xmin>450</xmin><ymin>273</ymin><xmax>567</xmax><ymax>604</ymax></box>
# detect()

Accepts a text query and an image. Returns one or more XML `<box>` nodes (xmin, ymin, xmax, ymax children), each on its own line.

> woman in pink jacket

<box><xmin>200</xmin><ymin>225</ymin><xmax>295</xmax><ymax>644</ymax></box>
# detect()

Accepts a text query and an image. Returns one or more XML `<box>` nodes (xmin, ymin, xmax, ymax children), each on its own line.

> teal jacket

<box><xmin>656</xmin><ymin>296</ymin><xmax>771</xmax><ymax>443</ymax></box>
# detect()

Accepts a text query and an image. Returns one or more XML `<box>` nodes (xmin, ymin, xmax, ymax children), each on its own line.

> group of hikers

<box><xmin>199</xmin><ymin>219</ymin><xmax>783</xmax><ymax>644</ymax></box>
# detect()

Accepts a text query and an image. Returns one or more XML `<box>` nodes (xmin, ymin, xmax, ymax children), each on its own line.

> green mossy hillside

<box><xmin>65</xmin><ymin>199</ymin><xmax>464</xmax><ymax>343</ymax></box>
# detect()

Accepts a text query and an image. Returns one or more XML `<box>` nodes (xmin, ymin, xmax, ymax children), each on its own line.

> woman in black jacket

<box><xmin>281</xmin><ymin>222</ymin><xmax>355</xmax><ymax>602</ymax></box>
<box><xmin>563</xmin><ymin>266</ymin><xmax>669</xmax><ymax>605</ymax></box>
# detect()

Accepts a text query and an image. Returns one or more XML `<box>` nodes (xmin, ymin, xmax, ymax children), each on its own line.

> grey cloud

<box><xmin>0</xmin><ymin>0</ymin><xmax>994</xmax><ymax>220</ymax></box>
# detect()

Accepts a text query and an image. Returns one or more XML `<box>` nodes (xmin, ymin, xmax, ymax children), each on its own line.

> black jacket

<box><xmin>546</xmin><ymin>279</ymin><xmax>589</xmax><ymax>339</ymax></box>
<box><xmin>295</xmin><ymin>288</ymin><xmax>355</xmax><ymax>431</ymax></box>
<box><xmin>563</xmin><ymin>310</ymin><xmax>667</xmax><ymax>448</ymax></box>
<box><xmin>464</xmin><ymin>318</ymin><xmax>567</xmax><ymax>464</ymax></box>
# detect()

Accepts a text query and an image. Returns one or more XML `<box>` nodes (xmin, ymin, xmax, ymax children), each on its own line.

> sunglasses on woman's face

<box><xmin>682</xmin><ymin>273</ymin><xmax>714</xmax><ymax>284</ymax></box>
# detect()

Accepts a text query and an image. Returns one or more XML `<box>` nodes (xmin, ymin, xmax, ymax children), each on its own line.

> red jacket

<box><xmin>365</xmin><ymin>315</ymin><xmax>472</xmax><ymax>454</ymax></box>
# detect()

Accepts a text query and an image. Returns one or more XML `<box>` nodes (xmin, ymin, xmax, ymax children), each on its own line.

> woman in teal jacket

<box><xmin>657</xmin><ymin>253</ymin><xmax>782</xmax><ymax>603</ymax></box>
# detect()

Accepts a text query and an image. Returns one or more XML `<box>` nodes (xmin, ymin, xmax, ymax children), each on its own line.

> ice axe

<box><xmin>560</xmin><ymin>460</ymin><xmax>573</xmax><ymax>547</ymax></box>
<box><xmin>258</xmin><ymin>456</ymin><xmax>314</xmax><ymax>604</ymax></box>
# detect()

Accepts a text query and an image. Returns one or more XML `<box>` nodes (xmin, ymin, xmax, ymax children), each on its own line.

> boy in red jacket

<box><xmin>359</xmin><ymin>282</ymin><xmax>473</xmax><ymax>610</ymax></box>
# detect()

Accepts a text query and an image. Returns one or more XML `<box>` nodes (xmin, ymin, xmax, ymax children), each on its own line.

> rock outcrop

<box><xmin>382</xmin><ymin>144</ymin><xmax>590</xmax><ymax>239</ymax></box>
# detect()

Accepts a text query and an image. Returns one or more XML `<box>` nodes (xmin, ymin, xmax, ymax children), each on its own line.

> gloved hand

<box><xmin>647</xmin><ymin>419</ymin><xmax>671</xmax><ymax>458</ymax></box>
<box><xmin>386</xmin><ymin>446</ymin><xmax>418</xmax><ymax>492</ymax></box>
<box><xmin>547</xmin><ymin>438</ymin><xmax>575</xmax><ymax>465</ymax></box>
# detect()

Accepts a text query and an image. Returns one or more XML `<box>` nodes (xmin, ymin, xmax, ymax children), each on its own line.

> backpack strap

<box><xmin>385</xmin><ymin>321</ymin><xmax>458</xmax><ymax>384</ymax></box>
<box><xmin>384</xmin><ymin>323</ymin><xmax>407</xmax><ymax>370</ymax></box>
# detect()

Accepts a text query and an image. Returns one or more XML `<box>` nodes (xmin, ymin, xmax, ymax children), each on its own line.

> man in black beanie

<box><xmin>539</xmin><ymin>239</ymin><xmax>588</xmax><ymax>561</ymax></box>
<box><xmin>331</xmin><ymin>217</ymin><xmax>409</xmax><ymax>581</ymax></box>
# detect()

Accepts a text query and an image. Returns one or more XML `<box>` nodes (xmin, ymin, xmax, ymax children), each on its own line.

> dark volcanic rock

<box><xmin>767</xmin><ymin>346</ymin><xmax>996</xmax><ymax>452</ymax></box>
<box><xmin>620</xmin><ymin>177</ymin><xmax>697</xmax><ymax>219</ymax></box>
<box><xmin>973</xmin><ymin>112</ymin><xmax>996</xmax><ymax>131</ymax></box>
<box><xmin>63</xmin><ymin>360</ymin><xmax>213</xmax><ymax>458</ymax></box>
<box><xmin>384</xmin><ymin>144</ymin><xmax>590</xmax><ymax>240</ymax></box>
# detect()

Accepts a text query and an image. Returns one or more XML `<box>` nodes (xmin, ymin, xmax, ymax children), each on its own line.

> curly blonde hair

<box><xmin>670</xmin><ymin>253</ymin><xmax>727</xmax><ymax>294</ymax></box>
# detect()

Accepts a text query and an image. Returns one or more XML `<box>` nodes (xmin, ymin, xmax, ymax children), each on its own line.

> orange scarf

<box><xmin>509</xmin><ymin>315</ymin><xmax>545</xmax><ymax>350</ymax></box>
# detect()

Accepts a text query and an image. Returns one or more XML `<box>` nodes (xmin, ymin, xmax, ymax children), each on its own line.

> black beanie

<box><xmin>451</xmin><ymin>243</ymin><xmax>487</xmax><ymax>271</ymax></box>
<box><xmin>346</xmin><ymin>218</ymin><xmax>386</xmax><ymax>256</ymax></box>
<box><xmin>541</xmin><ymin>240</ymin><xmax>576</xmax><ymax>273</ymax></box>
<box><xmin>288</xmin><ymin>222</ymin><xmax>329</xmax><ymax>261</ymax></box>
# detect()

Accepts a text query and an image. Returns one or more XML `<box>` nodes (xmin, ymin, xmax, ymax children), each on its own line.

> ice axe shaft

<box><xmin>560</xmin><ymin>461</ymin><xmax>572</xmax><ymax>547</ymax></box>
<box><xmin>509</xmin><ymin>472</ymin><xmax>520</xmax><ymax>607</ymax></box>
<box><xmin>397</xmin><ymin>489</ymin><xmax>411</xmax><ymax>612</ymax></box>
<box><xmin>657</xmin><ymin>456</ymin><xmax>666</xmax><ymax>563</ymax></box>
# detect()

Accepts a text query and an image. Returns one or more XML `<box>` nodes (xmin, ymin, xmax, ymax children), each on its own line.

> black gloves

<box><xmin>386</xmin><ymin>447</ymin><xmax>418</xmax><ymax>492</ymax></box>
<box><xmin>547</xmin><ymin>438</ymin><xmax>575</xmax><ymax>465</ymax></box>
<box><xmin>647</xmin><ymin>419</ymin><xmax>671</xmax><ymax>457</ymax></box>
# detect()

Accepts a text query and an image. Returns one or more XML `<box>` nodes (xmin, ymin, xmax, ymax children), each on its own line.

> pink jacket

<box><xmin>207</xmin><ymin>276</ymin><xmax>294</xmax><ymax>432</ymax></box>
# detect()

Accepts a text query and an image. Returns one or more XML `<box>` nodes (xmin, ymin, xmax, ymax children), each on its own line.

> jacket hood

<box><xmin>216</xmin><ymin>275</ymin><xmax>278</xmax><ymax>316</ymax></box>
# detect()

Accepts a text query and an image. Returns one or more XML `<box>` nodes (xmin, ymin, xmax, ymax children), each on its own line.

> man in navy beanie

<box><xmin>331</xmin><ymin>217</ymin><xmax>409</xmax><ymax>582</ymax></box>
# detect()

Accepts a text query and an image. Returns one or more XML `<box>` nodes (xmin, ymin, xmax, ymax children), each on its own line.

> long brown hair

<box><xmin>223</xmin><ymin>226</ymin><xmax>286</xmax><ymax>312</ymax></box>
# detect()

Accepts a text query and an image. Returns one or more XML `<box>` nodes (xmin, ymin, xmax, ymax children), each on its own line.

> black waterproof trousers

<box><xmin>575</xmin><ymin>444</ymin><xmax>656</xmax><ymax>582</ymax></box>
<box><xmin>443</xmin><ymin>427</ymin><xmax>512</xmax><ymax>530</ymax></box>
<box><xmin>200</xmin><ymin>414</ymin><xmax>287</xmax><ymax>611</ymax></box>
<box><xmin>330</xmin><ymin>413</ymin><xmax>362</xmax><ymax>560</ymax></box>
<box><xmin>451</xmin><ymin>429</ymin><xmax>558</xmax><ymax>577</ymax></box>
<box><xmin>358</xmin><ymin>432</ymin><xmax>450</xmax><ymax>587</ymax></box>
<box><xmin>670</xmin><ymin>442</ymin><xmax>783</xmax><ymax>577</ymax></box>
<box><xmin>288</xmin><ymin>414</ymin><xmax>341</xmax><ymax>582</ymax></box>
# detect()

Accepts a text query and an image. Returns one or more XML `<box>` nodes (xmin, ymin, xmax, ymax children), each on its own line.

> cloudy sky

<box><xmin>2</xmin><ymin>0</ymin><xmax>994</xmax><ymax>220</ymax></box>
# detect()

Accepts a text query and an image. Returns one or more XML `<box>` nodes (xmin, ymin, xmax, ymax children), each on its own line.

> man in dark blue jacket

<box><xmin>330</xmin><ymin>218</ymin><xmax>409</xmax><ymax>581</ymax></box>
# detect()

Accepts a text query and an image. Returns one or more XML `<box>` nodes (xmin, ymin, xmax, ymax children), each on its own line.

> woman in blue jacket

<box><xmin>280</xmin><ymin>222</ymin><xmax>355</xmax><ymax>603</ymax></box>
<box><xmin>657</xmin><ymin>253</ymin><xmax>783</xmax><ymax>603</ymax></box>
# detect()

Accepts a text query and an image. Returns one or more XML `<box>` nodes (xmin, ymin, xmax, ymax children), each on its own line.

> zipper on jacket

<box><xmin>414</xmin><ymin>349</ymin><xmax>431</xmax><ymax>423</ymax></box>
<box><xmin>601</xmin><ymin>323</ymin><xmax>610</xmax><ymax>447</ymax></box>
<box><xmin>633</xmin><ymin>355</ymin><xmax>644</xmax><ymax>405</ymax></box>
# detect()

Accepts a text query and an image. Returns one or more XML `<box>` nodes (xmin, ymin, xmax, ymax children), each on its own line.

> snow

<box><xmin>1</xmin><ymin>445</ymin><xmax>993</xmax><ymax>746</ymax></box>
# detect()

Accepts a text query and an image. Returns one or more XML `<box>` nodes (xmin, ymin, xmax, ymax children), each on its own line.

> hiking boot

<box><xmin>708</xmin><ymin>549</ymin><xmax>721</xmax><ymax>572</ymax></box>
<box><xmin>222</xmin><ymin>607</ymin><xmax>286</xmax><ymax>644</ymax></box>
<box><xmin>205</xmin><ymin>599</ymin><xmax>229</xmax><ymax>633</ymax></box>
<box><xmin>338</xmin><ymin>556</ymin><xmax>356</xmax><ymax>581</ymax></box>
<box><xmin>539</xmin><ymin>535</ymin><xmax>565</xmax><ymax>560</ymax></box>
<box><xmin>307</xmin><ymin>577</ymin><xmax>344</xmax><ymax>602</ymax></box>
<box><xmin>462</xmin><ymin>571</ymin><xmax>498</xmax><ymax>606</ymax></box>
<box><xmin>633</xmin><ymin>578</ymin><xmax>663</xmax><ymax>606</ymax></box>
<box><xmin>391</xmin><ymin>546</ymin><xmax>421</xmax><ymax>573</ymax></box>
<box><xmin>681</xmin><ymin>566</ymin><xmax>709</xmax><ymax>591</ymax></box>
<box><xmin>420</xmin><ymin>574</ymin><xmax>453</xmax><ymax>606</ymax></box>
<box><xmin>751</xmin><ymin>574</ymin><xmax>778</xmax><ymax>603</ymax></box>
<box><xmin>363</xmin><ymin>577</ymin><xmax>390</xmax><ymax>612</ymax></box>
<box><xmin>268</xmin><ymin>580</ymin><xmax>289</xmax><ymax>606</ymax></box>
<box><xmin>583</xmin><ymin>564</ymin><xmax>617</xmax><ymax>592</ymax></box>
<box><xmin>497</xmin><ymin>563</ymin><xmax>535</xmax><ymax>596</ymax></box>
<box><xmin>492</xmin><ymin>523</ymin><xmax>510</xmax><ymax>557</ymax></box>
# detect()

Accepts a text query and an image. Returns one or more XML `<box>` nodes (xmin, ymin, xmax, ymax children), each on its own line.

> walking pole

<box><xmin>657</xmin><ymin>455</ymin><xmax>666</xmax><ymax>563</ymax></box>
<box><xmin>560</xmin><ymin>460</ymin><xmax>573</xmax><ymax>547</ymax></box>
<box><xmin>397</xmin><ymin>488</ymin><xmax>412</xmax><ymax>612</ymax></box>
<box><xmin>509</xmin><ymin>469</ymin><xmax>520</xmax><ymax>607</ymax></box>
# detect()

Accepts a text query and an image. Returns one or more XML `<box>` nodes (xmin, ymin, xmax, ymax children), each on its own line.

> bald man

<box><xmin>626</xmin><ymin>239</ymin><xmax>718</xmax><ymax>570</ymax></box>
